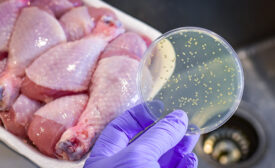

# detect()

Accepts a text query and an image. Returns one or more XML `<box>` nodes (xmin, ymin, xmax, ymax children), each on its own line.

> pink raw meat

<box><xmin>60</xmin><ymin>6</ymin><xmax>95</xmax><ymax>41</ymax></box>
<box><xmin>0</xmin><ymin>0</ymin><xmax>28</xmax><ymax>52</ymax></box>
<box><xmin>8</xmin><ymin>7</ymin><xmax>66</xmax><ymax>76</ymax></box>
<box><xmin>0</xmin><ymin>112</ymin><xmax>25</xmax><ymax>135</ymax></box>
<box><xmin>88</xmin><ymin>6</ymin><xmax>117</xmax><ymax>23</ymax></box>
<box><xmin>0</xmin><ymin>58</ymin><xmax>6</xmax><ymax>73</ymax></box>
<box><xmin>0</xmin><ymin>7</ymin><xmax>66</xmax><ymax>111</ymax></box>
<box><xmin>55</xmin><ymin>57</ymin><xmax>141</xmax><ymax>160</ymax></box>
<box><xmin>59</xmin><ymin>6</ymin><xmax>117</xmax><ymax>41</ymax></box>
<box><xmin>100</xmin><ymin>32</ymin><xmax>147</xmax><ymax>60</ymax></box>
<box><xmin>0</xmin><ymin>55</ymin><xmax>7</xmax><ymax>74</ymax></box>
<box><xmin>0</xmin><ymin>94</ymin><xmax>41</xmax><ymax>138</ymax></box>
<box><xmin>141</xmin><ymin>34</ymin><xmax>153</xmax><ymax>47</ymax></box>
<box><xmin>30</xmin><ymin>0</ymin><xmax>83</xmax><ymax>18</ymax></box>
<box><xmin>0</xmin><ymin>52</ymin><xmax>7</xmax><ymax>59</ymax></box>
<box><xmin>55</xmin><ymin>32</ymin><xmax>150</xmax><ymax>160</ymax></box>
<box><xmin>21</xmin><ymin>16</ymin><xmax>124</xmax><ymax>102</ymax></box>
<box><xmin>28</xmin><ymin>94</ymin><xmax>88</xmax><ymax>157</ymax></box>
<box><xmin>56</xmin><ymin>57</ymin><xmax>153</xmax><ymax>160</ymax></box>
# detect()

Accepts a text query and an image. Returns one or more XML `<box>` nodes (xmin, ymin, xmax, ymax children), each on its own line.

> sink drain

<box><xmin>203</xmin><ymin>127</ymin><xmax>250</xmax><ymax>164</ymax></box>
<box><xmin>195</xmin><ymin>103</ymin><xmax>267</xmax><ymax>168</ymax></box>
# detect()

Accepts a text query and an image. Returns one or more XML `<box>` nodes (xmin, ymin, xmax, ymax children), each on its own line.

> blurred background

<box><xmin>1</xmin><ymin>0</ymin><xmax>275</xmax><ymax>167</ymax></box>
<box><xmin>106</xmin><ymin>0</ymin><xmax>275</xmax><ymax>48</ymax></box>
<box><xmin>104</xmin><ymin>0</ymin><xmax>275</xmax><ymax>167</ymax></box>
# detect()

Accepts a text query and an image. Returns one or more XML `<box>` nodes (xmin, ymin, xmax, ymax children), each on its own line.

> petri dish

<box><xmin>138</xmin><ymin>27</ymin><xmax>244</xmax><ymax>134</ymax></box>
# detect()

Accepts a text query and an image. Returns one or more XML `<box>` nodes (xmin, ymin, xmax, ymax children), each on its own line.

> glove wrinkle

<box><xmin>175</xmin><ymin>135</ymin><xmax>200</xmax><ymax>155</ymax></box>
<box><xmin>126</xmin><ymin>110</ymin><xmax>188</xmax><ymax>161</ymax></box>
<box><xmin>128</xmin><ymin>108</ymin><xmax>145</xmax><ymax>130</ymax></box>
<box><xmin>112</xmin><ymin>110</ymin><xmax>143</xmax><ymax>139</ymax></box>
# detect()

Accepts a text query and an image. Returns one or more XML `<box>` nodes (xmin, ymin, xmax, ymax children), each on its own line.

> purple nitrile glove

<box><xmin>84</xmin><ymin>102</ymin><xmax>200</xmax><ymax>168</ymax></box>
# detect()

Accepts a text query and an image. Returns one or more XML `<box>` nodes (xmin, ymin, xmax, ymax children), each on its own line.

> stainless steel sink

<box><xmin>196</xmin><ymin>38</ymin><xmax>275</xmax><ymax>168</ymax></box>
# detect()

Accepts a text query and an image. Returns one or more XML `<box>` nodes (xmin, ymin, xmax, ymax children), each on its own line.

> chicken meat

<box><xmin>30</xmin><ymin>0</ymin><xmax>83</xmax><ymax>17</ymax></box>
<box><xmin>0</xmin><ymin>2</ymin><xmax>154</xmax><ymax>161</ymax></box>
<box><xmin>28</xmin><ymin>94</ymin><xmax>88</xmax><ymax>157</ymax></box>
<box><xmin>0</xmin><ymin>94</ymin><xmax>41</xmax><ymax>138</ymax></box>
<box><xmin>0</xmin><ymin>0</ymin><xmax>28</xmax><ymax>52</ymax></box>
<box><xmin>21</xmin><ymin>15</ymin><xmax>124</xmax><ymax>102</ymax></box>
<box><xmin>55</xmin><ymin>32</ymin><xmax>152</xmax><ymax>160</ymax></box>
<box><xmin>0</xmin><ymin>7</ymin><xmax>66</xmax><ymax>110</ymax></box>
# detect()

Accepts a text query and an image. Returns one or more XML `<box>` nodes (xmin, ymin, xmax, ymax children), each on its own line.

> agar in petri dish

<box><xmin>138</xmin><ymin>27</ymin><xmax>244</xmax><ymax>134</ymax></box>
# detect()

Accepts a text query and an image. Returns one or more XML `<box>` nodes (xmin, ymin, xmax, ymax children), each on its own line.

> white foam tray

<box><xmin>0</xmin><ymin>0</ymin><xmax>161</xmax><ymax>167</ymax></box>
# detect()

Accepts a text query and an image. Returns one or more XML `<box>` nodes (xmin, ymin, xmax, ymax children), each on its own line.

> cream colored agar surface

<box><xmin>140</xmin><ymin>29</ymin><xmax>243</xmax><ymax>134</ymax></box>
<box><xmin>143</xmin><ymin>39</ymin><xmax>176</xmax><ymax>100</ymax></box>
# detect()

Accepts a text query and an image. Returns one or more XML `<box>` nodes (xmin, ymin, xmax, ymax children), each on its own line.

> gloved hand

<box><xmin>84</xmin><ymin>102</ymin><xmax>200</xmax><ymax>168</ymax></box>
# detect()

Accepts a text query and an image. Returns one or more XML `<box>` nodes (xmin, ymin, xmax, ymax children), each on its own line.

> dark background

<box><xmin>104</xmin><ymin>0</ymin><xmax>275</xmax><ymax>48</ymax></box>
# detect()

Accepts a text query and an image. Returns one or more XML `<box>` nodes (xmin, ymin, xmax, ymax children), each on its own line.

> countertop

<box><xmin>0</xmin><ymin>142</ymin><xmax>37</xmax><ymax>168</ymax></box>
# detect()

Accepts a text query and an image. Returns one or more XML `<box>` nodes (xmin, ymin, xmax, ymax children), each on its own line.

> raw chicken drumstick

<box><xmin>28</xmin><ymin>94</ymin><xmax>88</xmax><ymax>157</ymax></box>
<box><xmin>0</xmin><ymin>0</ymin><xmax>28</xmax><ymax>53</ymax></box>
<box><xmin>0</xmin><ymin>94</ymin><xmax>42</xmax><ymax>138</ymax></box>
<box><xmin>59</xmin><ymin>6</ymin><xmax>116</xmax><ymax>41</ymax></box>
<box><xmin>100</xmin><ymin>32</ymin><xmax>147</xmax><ymax>60</ymax></box>
<box><xmin>55</xmin><ymin>32</ymin><xmax>153</xmax><ymax>160</ymax></box>
<box><xmin>21</xmin><ymin>15</ymin><xmax>124</xmax><ymax>102</ymax></box>
<box><xmin>87</xmin><ymin>6</ymin><xmax>117</xmax><ymax>22</ymax></box>
<box><xmin>0</xmin><ymin>7</ymin><xmax>66</xmax><ymax>111</ymax></box>
<box><xmin>59</xmin><ymin>6</ymin><xmax>95</xmax><ymax>41</ymax></box>
<box><xmin>30</xmin><ymin>0</ymin><xmax>83</xmax><ymax>18</ymax></box>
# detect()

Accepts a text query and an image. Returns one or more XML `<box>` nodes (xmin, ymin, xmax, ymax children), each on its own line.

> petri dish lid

<box><xmin>138</xmin><ymin>27</ymin><xmax>244</xmax><ymax>134</ymax></box>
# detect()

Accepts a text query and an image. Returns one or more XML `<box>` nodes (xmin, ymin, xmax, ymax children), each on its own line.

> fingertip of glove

<box><xmin>176</xmin><ymin>134</ymin><xmax>200</xmax><ymax>154</ymax></box>
<box><xmin>127</xmin><ymin>101</ymin><xmax>164</xmax><ymax>127</ymax></box>
<box><xmin>188</xmin><ymin>153</ymin><xmax>198</xmax><ymax>168</ymax></box>
<box><xmin>177</xmin><ymin>152</ymin><xmax>198</xmax><ymax>168</ymax></box>
<box><xmin>165</xmin><ymin>110</ymin><xmax>188</xmax><ymax>126</ymax></box>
